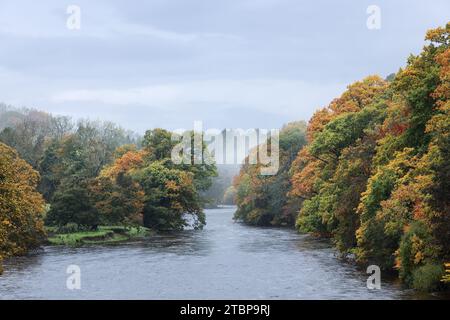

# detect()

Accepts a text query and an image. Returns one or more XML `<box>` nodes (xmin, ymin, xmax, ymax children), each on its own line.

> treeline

<box><xmin>234</xmin><ymin>121</ymin><xmax>307</xmax><ymax>226</ymax></box>
<box><xmin>201</xmin><ymin>164</ymin><xmax>240</xmax><ymax>208</ymax></box>
<box><xmin>234</xmin><ymin>23</ymin><xmax>449</xmax><ymax>291</ymax></box>
<box><xmin>0</xmin><ymin>107</ymin><xmax>216</xmax><ymax>272</ymax></box>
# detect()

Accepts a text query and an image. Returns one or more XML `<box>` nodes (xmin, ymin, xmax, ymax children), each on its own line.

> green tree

<box><xmin>45</xmin><ymin>178</ymin><xmax>99</xmax><ymax>229</ymax></box>
<box><xmin>135</xmin><ymin>161</ymin><xmax>204</xmax><ymax>230</ymax></box>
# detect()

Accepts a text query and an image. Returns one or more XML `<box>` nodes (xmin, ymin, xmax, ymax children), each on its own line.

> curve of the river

<box><xmin>0</xmin><ymin>207</ymin><xmax>439</xmax><ymax>299</ymax></box>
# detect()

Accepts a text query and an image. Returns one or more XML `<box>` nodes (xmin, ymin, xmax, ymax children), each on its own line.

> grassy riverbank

<box><xmin>46</xmin><ymin>226</ymin><xmax>151</xmax><ymax>246</ymax></box>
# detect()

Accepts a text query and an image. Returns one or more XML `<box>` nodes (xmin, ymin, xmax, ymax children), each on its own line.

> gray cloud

<box><xmin>0</xmin><ymin>0</ymin><xmax>448</xmax><ymax>132</ymax></box>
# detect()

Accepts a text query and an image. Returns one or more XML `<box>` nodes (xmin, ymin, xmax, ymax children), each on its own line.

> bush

<box><xmin>396</xmin><ymin>220</ymin><xmax>440</xmax><ymax>285</ymax></box>
<box><xmin>412</xmin><ymin>263</ymin><xmax>444</xmax><ymax>292</ymax></box>
<box><xmin>45</xmin><ymin>182</ymin><xmax>100</xmax><ymax>229</ymax></box>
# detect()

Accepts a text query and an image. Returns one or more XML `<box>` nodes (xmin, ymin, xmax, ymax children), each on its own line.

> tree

<box><xmin>222</xmin><ymin>185</ymin><xmax>237</xmax><ymax>205</ymax></box>
<box><xmin>0</xmin><ymin>142</ymin><xmax>46</xmax><ymax>273</ymax></box>
<box><xmin>39</xmin><ymin>120</ymin><xmax>139</xmax><ymax>228</ymax></box>
<box><xmin>288</xmin><ymin>23</ymin><xmax>449</xmax><ymax>290</ymax></box>
<box><xmin>142</xmin><ymin>128</ymin><xmax>218</xmax><ymax>193</ymax></box>
<box><xmin>88</xmin><ymin>128</ymin><xmax>217</xmax><ymax>231</ymax></box>
<box><xmin>291</xmin><ymin>76</ymin><xmax>388</xmax><ymax>243</ymax></box>
<box><xmin>135</xmin><ymin>161</ymin><xmax>204</xmax><ymax>230</ymax></box>
<box><xmin>234</xmin><ymin>121</ymin><xmax>307</xmax><ymax>226</ymax></box>
<box><xmin>0</xmin><ymin>109</ymin><xmax>73</xmax><ymax>168</ymax></box>
<box><xmin>201</xmin><ymin>165</ymin><xmax>240</xmax><ymax>207</ymax></box>
<box><xmin>90</xmin><ymin>151</ymin><xmax>145</xmax><ymax>226</ymax></box>
<box><xmin>0</xmin><ymin>109</ymin><xmax>138</xmax><ymax>205</ymax></box>
<box><xmin>355</xmin><ymin>25</ymin><xmax>449</xmax><ymax>290</ymax></box>
<box><xmin>45</xmin><ymin>178</ymin><xmax>99</xmax><ymax>229</ymax></box>
<box><xmin>142</xmin><ymin>128</ymin><xmax>175</xmax><ymax>161</ymax></box>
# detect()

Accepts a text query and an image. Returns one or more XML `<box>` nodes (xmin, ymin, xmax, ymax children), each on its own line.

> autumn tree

<box><xmin>234</xmin><ymin>121</ymin><xmax>307</xmax><ymax>226</ymax></box>
<box><xmin>86</xmin><ymin>129</ymin><xmax>217</xmax><ymax>231</ymax></box>
<box><xmin>90</xmin><ymin>150</ymin><xmax>145</xmax><ymax>226</ymax></box>
<box><xmin>135</xmin><ymin>162</ymin><xmax>203</xmax><ymax>230</ymax></box>
<box><xmin>356</xmin><ymin>24</ymin><xmax>449</xmax><ymax>291</ymax></box>
<box><xmin>287</xmin><ymin>23</ymin><xmax>449</xmax><ymax>291</ymax></box>
<box><xmin>0</xmin><ymin>142</ymin><xmax>46</xmax><ymax>273</ymax></box>
<box><xmin>43</xmin><ymin>122</ymin><xmax>135</xmax><ymax>228</ymax></box>
<box><xmin>142</xmin><ymin>128</ymin><xmax>217</xmax><ymax>194</ymax></box>
<box><xmin>291</xmin><ymin>76</ymin><xmax>388</xmax><ymax>244</ymax></box>
<box><xmin>134</xmin><ymin>128</ymin><xmax>216</xmax><ymax>230</ymax></box>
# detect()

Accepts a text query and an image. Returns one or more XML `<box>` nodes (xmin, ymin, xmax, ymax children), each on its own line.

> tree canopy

<box><xmin>233</xmin><ymin>121</ymin><xmax>307</xmax><ymax>226</ymax></box>
<box><xmin>233</xmin><ymin>22</ymin><xmax>450</xmax><ymax>291</ymax></box>
<box><xmin>0</xmin><ymin>142</ymin><xmax>46</xmax><ymax>273</ymax></box>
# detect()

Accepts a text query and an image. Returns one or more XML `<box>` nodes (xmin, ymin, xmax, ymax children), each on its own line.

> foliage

<box><xmin>132</xmin><ymin>128</ymin><xmax>217</xmax><ymax>230</ymax></box>
<box><xmin>232</xmin><ymin>23</ymin><xmax>450</xmax><ymax>291</ymax></box>
<box><xmin>135</xmin><ymin>161</ymin><xmax>204</xmax><ymax>230</ymax></box>
<box><xmin>1</xmin><ymin>23</ymin><xmax>448</xmax><ymax>294</ymax></box>
<box><xmin>45</xmin><ymin>178</ymin><xmax>100</xmax><ymax>229</ymax></box>
<box><xmin>293</xmin><ymin>76</ymin><xmax>389</xmax><ymax>253</ymax></box>
<box><xmin>0</xmin><ymin>142</ymin><xmax>46</xmax><ymax>273</ymax></box>
<box><xmin>0</xmin><ymin>108</ymin><xmax>73</xmax><ymax>168</ymax></box>
<box><xmin>442</xmin><ymin>263</ymin><xmax>450</xmax><ymax>283</ymax></box>
<box><xmin>222</xmin><ymin>185</ymin><xmax>237</xmax><ymax>205</ymax></box>
<box><xmin>90</xmin><ymin>151</ymin><xmax>145</xmax><ymax>226</ymax></box>
<box><xmin>42</xmin><ymin>127</ymin><xmax>216</xmax><ymax>231</ymax></box>
<box><xmin>202</xmin><ymin>165</ymin><xmax>240</xmax><ymax>207</ymax></box>
<box><xmin>412</xmin><ymin>263</ymin><xmax>444</xmax><ymax>292</ymax></box>
<box><xmin>47</xmin><ymin>226</ymin><xmax>150</xmax><ymax>246</ymax></box>
<box><xmin>285</xmin><ymin>23</ymin><xmax>450</xmax><ymax>291</ymax></box>
<box><xmin>233</xmin><ymin>121</ymin><xmax>307</xmax><ymax>226</ymax></box>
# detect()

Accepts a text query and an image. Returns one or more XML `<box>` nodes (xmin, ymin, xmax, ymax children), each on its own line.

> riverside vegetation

<box><xmin>234</xmin><ymin>23</ymin><xmax>450</xmax><ymax>292</ymax></box>
<box><xmin>0</xmin><ymin>116</ymin><xmax>216</xmax><ymax>272</ymax></box>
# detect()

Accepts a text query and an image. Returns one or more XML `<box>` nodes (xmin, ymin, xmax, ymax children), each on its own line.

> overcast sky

<box><xmin>0</xmin><ymin>0</ymin><xmax>448</xmax><ymax>132</ymax></box>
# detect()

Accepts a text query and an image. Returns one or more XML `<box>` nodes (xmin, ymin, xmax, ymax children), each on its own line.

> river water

<box><xmin>0</xmin><ymin>207</ymin><xmax>437</xmax><ymax>299</ymax></box>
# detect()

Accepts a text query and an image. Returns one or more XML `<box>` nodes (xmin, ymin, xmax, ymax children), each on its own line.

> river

<box><xmin>0</xmin><ymin>207</ymin><xmax>438</xmax><ymax>299</ymax></box>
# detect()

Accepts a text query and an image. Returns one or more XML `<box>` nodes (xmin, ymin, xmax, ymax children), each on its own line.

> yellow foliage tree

<box><xmin>442</xmin><ymin>263</ymin><xmax>450</xmax><ymax>283</ymax></box>
<box><xmin>0</xmin><ymin>142</ymin><xmax>46</xmax><ymax>273</ymax></box>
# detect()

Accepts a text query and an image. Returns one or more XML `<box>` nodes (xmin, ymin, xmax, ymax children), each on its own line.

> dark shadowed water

<box><xmin>0</xmin><ymin>207</ymin><xmax>440</xmax><ymax>299</ymax></box>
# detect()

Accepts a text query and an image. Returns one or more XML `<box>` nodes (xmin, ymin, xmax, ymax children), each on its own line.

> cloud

<box><xmin>0</xmin><ymin>1</ymin><xmax>241</xmax><ymax>44</ymax></box>
<box><xmin>51</xmin><ymin>79</ymin><xmax>345</xmax><ymax>117</ymax></box>
<box><xmin>103</xmin><ymin>24</ymin><xmax>242</xmax><ymax>43</ymax></box>
<box><xmin>1</xmin><ymin>0</ymin><xmax>449</xmax><ymax>132</ymax></box>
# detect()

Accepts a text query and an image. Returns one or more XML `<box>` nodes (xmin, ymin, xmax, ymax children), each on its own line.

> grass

<box><xmin>46</xmin><ymin>226</ymin><xmax>151</xmax><ymax>246</ymax></box>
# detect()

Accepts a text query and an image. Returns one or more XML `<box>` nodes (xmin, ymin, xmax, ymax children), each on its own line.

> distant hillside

<box><xmin>0</xmin><ymin>104</ymin><xmax>25</xmax><ymax>131</ymax></box>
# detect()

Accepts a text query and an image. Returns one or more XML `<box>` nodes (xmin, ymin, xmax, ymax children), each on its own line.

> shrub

<box><xmin>412</xmin><ymin>263</ymin><xmax>444</xmax><ymax>292</ymax></box>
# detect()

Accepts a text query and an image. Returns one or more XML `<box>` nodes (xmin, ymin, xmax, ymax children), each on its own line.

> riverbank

<box><xmin>46</xmin><ymin>226</ymin><xmax>151</xmax><ymax>246</ymax></box>
<box><xmin>0</xmin><ymin>208</ymin><xmax>427</xmax><ymax>299</ymax></box>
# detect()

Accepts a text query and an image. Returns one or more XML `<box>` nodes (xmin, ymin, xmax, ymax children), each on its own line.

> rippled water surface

<box><xmin>0</xmin><ymin>207</ymin><xmax>437</xmax><ymax>299</ymax></box>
